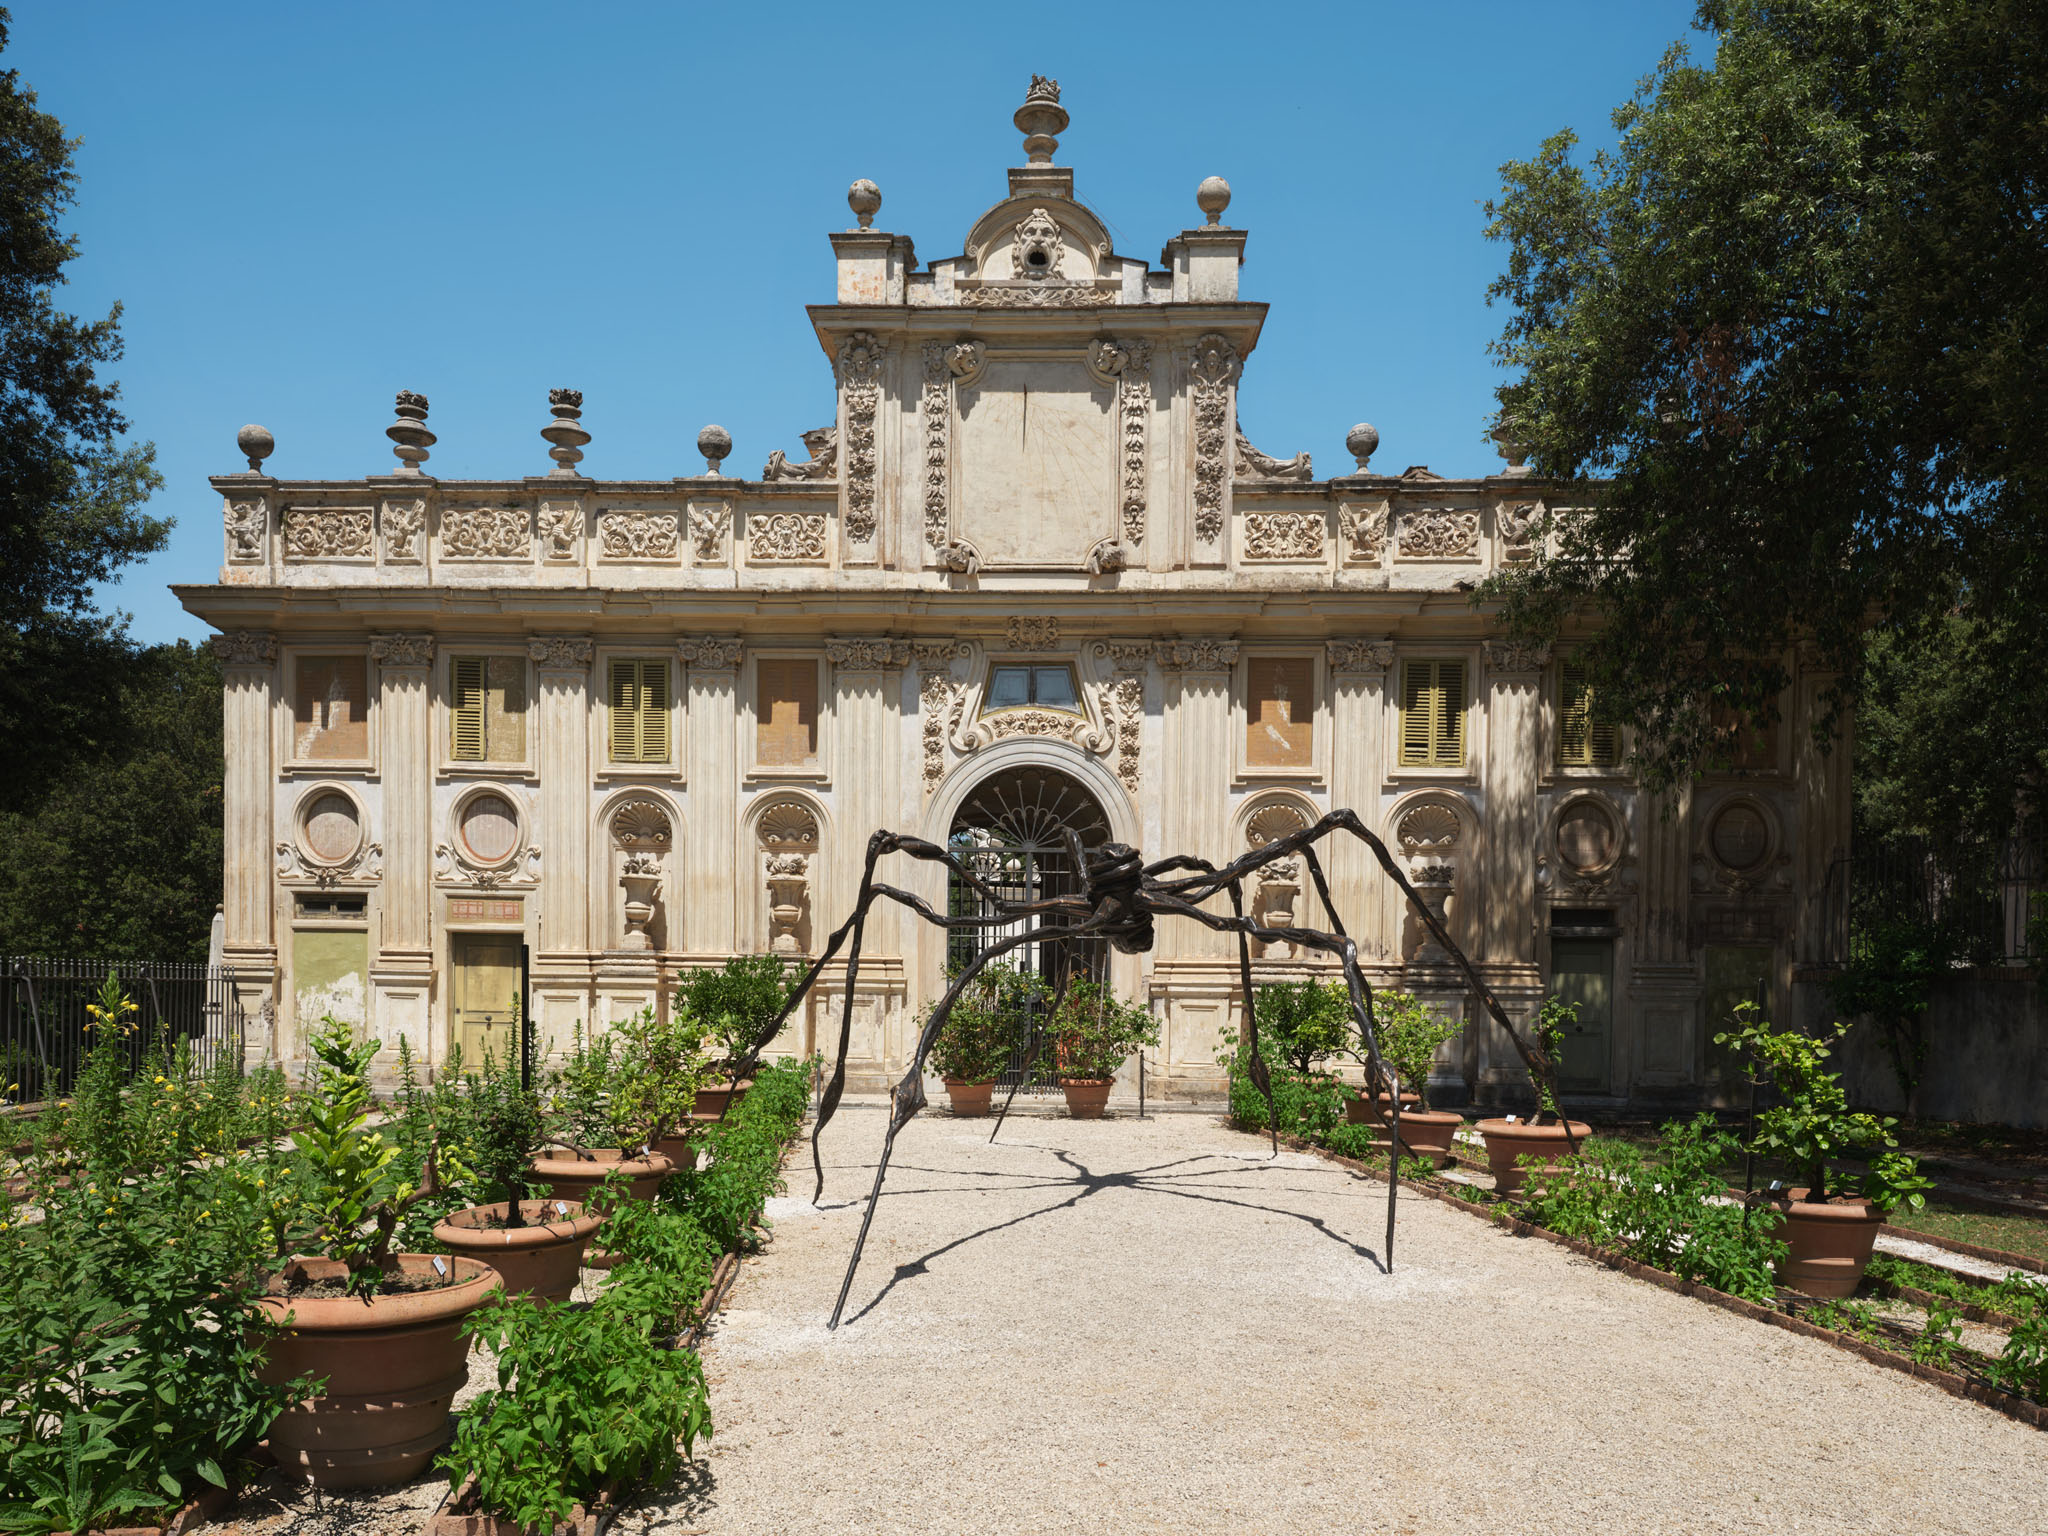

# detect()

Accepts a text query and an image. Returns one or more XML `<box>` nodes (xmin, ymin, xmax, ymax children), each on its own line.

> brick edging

<box><xmin>1882</xmin><ymin>1222</ymin><xmax>2048</xmax><ymax>1277</ymax></box>
<box><xmin>1281</xmin><ymin>1132</ymin><xmax>2048</xmax><ymax>1434</ymax></box>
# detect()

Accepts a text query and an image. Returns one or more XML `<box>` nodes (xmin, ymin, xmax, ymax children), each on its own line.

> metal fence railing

<box><xmin>3</xmin><ymin>958</ymin><xmax>247</xmax><ymax>1108</ymax></box>
<box><xmin>1814</xmin><ymin>836</ymin><xmax>2045</xmax><ymax>969</ymax></box>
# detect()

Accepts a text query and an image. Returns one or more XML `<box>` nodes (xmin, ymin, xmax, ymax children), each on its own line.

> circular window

<box><xmin>459</xmin><ymin>792</ymin><xmax>521</xmax><ymax>867</ymax></box>
<box><xmin>1556</xmin><ymin>800</ymin><xmax>1619</xmax><ymax>876</ymax></box>
<box><xmin>300</xmin><ymin>790</ymin><xmax>362</xmax><ymax>865</ymax></box>
<box><xmin>1710</xmin><ymin>802</ymin><xmax>1771</xmax><ymax>872</ymax></box>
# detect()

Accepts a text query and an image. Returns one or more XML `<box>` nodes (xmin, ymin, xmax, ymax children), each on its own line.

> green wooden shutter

<box><xmin>451</xmin><ymin>657</ymin><xmax>485</xmax><ymax>760</ymax></box>
<box><xmin>639</xmin><ymin>662</ymin><xmax>670</xmax><ymax>762</ymax></box>
<box><xmin>486</xmin><ymin>656</ymin><xmax>527</xmax><ymax>762</ymax></box>
<box><xmin>608</xmin><ymin>659</ymin><xmax>638</xmax><ymax>762</ymax></box>
<box><xmin>1399</xmin><ymin>663</ymin><xmax>1434</xmax><ymax>766</ymax></box>
<box><xmin>1400</xmin><ymin>660</ymin><xmax>1465</xmax><ymax>767</ymax></box>
<box><xmin>1559</xmin><ymin>658</ymin><xmax>1592</xmax><ymax>766</ymax></box>
<box><xmin>1437</xmin><ymin>660</ymin><xmax>1466</xmax><ymax>765</ymax></box>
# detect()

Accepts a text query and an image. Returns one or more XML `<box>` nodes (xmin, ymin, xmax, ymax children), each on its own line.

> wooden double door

<box><xmin>450</xmin><ymin>933</ymin><xmax>522</xmax><ymax>1072</ymax></box>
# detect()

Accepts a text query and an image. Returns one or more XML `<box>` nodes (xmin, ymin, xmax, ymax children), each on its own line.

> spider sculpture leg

<box><xmin>987</xmin><ymin>960</ymin><xmax>1076</xmax><ymax>1146</ymax></box>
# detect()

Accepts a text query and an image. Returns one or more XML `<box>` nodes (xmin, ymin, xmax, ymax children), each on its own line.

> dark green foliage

<box><xmin>1827</xmin><ymin>917</ymin><xmax>1944</xmax><ymax>1109</ymax></box>
<box><xmin>0</xmin><ymin>640</ymin><xmax>223</xmax><ymax>960</ymax></box>
<box><xmin>662</xmin><ymin>1058</ymin><xmax>811</xmax><ymax>1254</ymax></box>
<box><xmin>1250</xmin><ymin>980</ymin><xmax>1351</xmax><ymax>1076</ymax></box>
<box><xmin>1481</xmin><ymin>0</ymin><xmax>2048</xmax><ymax>792</ymax></box>
<box><xmin>926</xmin><ymin>962</ymin><xmax>1039</xmax><ymax>1084</ymax></box>
<box><xmin>1047</xmin><ymin>979</ymin><xmax>1159</xmax><ymax>1081</ymax></box>
<box><xmin>453</xmin><ymin>1041</ymin><xmax>547</xmax><ymax>1225</ymax></box>
<box><xmin>1986</xmin><ymin>1278</ymin><xmax>2048</xmax><ymax>1404</ymax></box>
<box><xmin>1374</xmin><ymin>991</ymin><xmax>1461</xmax><ymax>1112</ymax></box>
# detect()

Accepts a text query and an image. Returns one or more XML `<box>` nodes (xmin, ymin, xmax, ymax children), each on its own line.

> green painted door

<box><xmin>1703</xmin><ymin>945</ymin><xmax>1774</xmax><ymax>1095</ymax></box>
<box><xmin>451</xmin><ymin>934</ymin><xmax>521</xmax><ymax>1072</ymax></box>
<box><xmin>1550</xmin><ymin>937</ymin><xmax>1614</xmax><ymax>1092</ymax></box>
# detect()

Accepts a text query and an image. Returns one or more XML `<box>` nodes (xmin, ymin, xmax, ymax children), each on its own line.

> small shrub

<box><xmin>1049</xmin><ymin>980</ymin><xmax>1159</xmax><ymax>1082</ymax></box>
<box><xmin>1913</xmin><ymin>1298</ymin><xmax>1964</xmax><ymax>1370</ymax></box>
<box><xmin>926</xmin><ymin>963</ymin><xmax>1038</xmax><ymax>1084</ymax></box>
<box><xmin>1986</xmin><ymin>1279</ymin><xmax>2048</xmax><ymax>1404</ymax></box>
<box><xmin>1373</xmin><ymin>991</ymin><xmax>1460</xmax><ymax>1111</ymax></box>
<box><xmin>1250</xmin><ymin>980</ymin><xmax>1351</xmax><ymax>1075</ymax></box>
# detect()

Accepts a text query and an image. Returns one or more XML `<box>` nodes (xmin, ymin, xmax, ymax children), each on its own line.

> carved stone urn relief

<box><xmin>610</xmin><ymin>799</ymin><xmax>672</xmax><ymax>952</ymax></box>
<box><xmin>1395</xmin><ymin>801</ymin><xmax>1464</xmax><ymax>968</ymax></box>
<box><xmin>758</xmin><ymin>800</ymin><xmax>819</xmax><ymax>956</ymax></box>
<box><xmin>1245</xmin><ymin>801</ymin><xmax>1310</xmax><ymax>960</ymax></box>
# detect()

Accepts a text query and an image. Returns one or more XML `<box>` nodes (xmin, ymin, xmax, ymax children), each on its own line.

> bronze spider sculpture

<box><xmin>728</xmin><ymin>808</ymin><xmax>1564</xmax><ymax>1328</ymax></box>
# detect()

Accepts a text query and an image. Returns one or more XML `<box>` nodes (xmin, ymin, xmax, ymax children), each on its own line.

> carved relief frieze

<box><xmin>442</xmin><ymin>505</ymin><xmax>531</xmax><ymax>560</ymax></box>
<box><xmin>1006</xmin><ymin>617</ymin><xmax>1060</xmax><ymax>650</ymax></box>
<box><xmin>1483</xmin><ymin>639</ymin><xmax>1551</xmax><ymax>675</ymax></box>
<box><xmin>224</xmin><ymin>497</ymin><xmax>266</xmax><ymax>561</ymax></box>
<box><xmin>762</xmin><ymin>426</ymin><xmax>838</xmax><ymax>481</ymax></box>
<box><xmin>382</xmin><ymin>498</ymin><xmax>426</xmax><ymax>563</ymax></box>
<box><xmin>527</xmin><ymin>636</ymin><xmax>594</xmax><ymax>670</ymax></box>
<box><xmin>1499</xmin><ymin>500</ymin><xmax>1542</xmax><ymax>562</ymax></box>
<box><xmin>688</xmin><ymin>500</ymin><xmax>732</xmax><ymax>563</ymax></box>
<box><xmin>916</xmin><ymin>645</ymin><xmax>967</xmax><ymax>794</ymax></box>
<box><xmin>282</xmin><ymin>506</ymin><xmax>374</xmax><ymax>561</ymax></box>
<box><xmin>1242</xmin><ymin>511</ymin><xmax>1326</xmax><ymax>562</ymax></box>
<box><xmin>537</xmin><ymin>501</ymin><xmax>583</xmax><ymax>561</ymax></box>
<box><xmin>370</xmin><ymin>633</ymin><xmax>435</xmax><ymax>670</ymax></box>
<box><xmin>211</xmin><ymin>630</ymin><xmax>276</xmax><ymax>669</ymax></box>
<box><xmin>435</xmin><ymin>841</ymin><xmax>541</xmax><ymax>890</ymax></box>
<box><xmin>1326</xmin><ymin>640</ymin><xmax>1396</xmax><ymax>675</ymax></box>
<box><xmin>838</xmin><ymin>332</ymin><xmax>883</xmax><ymax>546</ymax></box>
<box><xmin>956</xmin><ymin>283</ymin><xmax>1118</xmax><ymax>309</ymax></box>
<box><xmin>1396</xmin><ymin>506</ymin><xmax>1480</xmax><ymax>560</ymax></box>
<box><xmin>1233</xmin><ymin>426</ymin><xmax>1313</xmax><ymax>482</ymax></box>
<box><xmin>678</xmin><ymin>636</ymin><xmax>744</xmax><ymax>671</ymax></box>
<box><xmin>1084</xmin><ymin>337</ymin><xmax>1152</xmax><ymax>544</ymax></box>
<box><xmin>749</xmin><ymin>512</ymin><xmax>828</xmax><ymax>563</ymax></box>
<box><xmin>1012</xmin><ymin>207</ymin><xmax>1066</xmax><ymax>279</ymax></box>
<box><xmin>276</xmin><ymin>837</ymin><xmax>382</xmax><ymax>889</ymax></box>
<box><xmin>826</xmin><ymin>637</ymin><xmax>911</xmax><ymax>673</ymax></box>
<box><xmin>1154</xmin><ymin>637</ymin><xmax>1240</xmax><ymax>674</ymax></box>
<box><xmin>1189</xmin><ymin>334</ymin><xmax>1238</xmax><ymax>544</ymax></box>
<box><xmin>598</xmin><ymin>510</ymin><xmax>682</xmax><ymax>562</ymax></box>
<box><xmin>1092</xmin><ymin>641</ymin><xmax>1149</xmax><ymax>793</ymax></box>
<box><xmin>1337</xmin><ymin>500</ymin><xmax>1388</xmax><ymax>565</ymax></box>
<box><xmin>920</xmin><ymin>342</ymin><xmax>951</xmax><ymax>555</ymax></box>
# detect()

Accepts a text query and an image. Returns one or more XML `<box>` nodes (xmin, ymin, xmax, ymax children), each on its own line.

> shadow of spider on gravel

<box><xmin>840</xmin><ymin>1147</ymin><xmax>1385</xmax><ymax>1325</ymax></box>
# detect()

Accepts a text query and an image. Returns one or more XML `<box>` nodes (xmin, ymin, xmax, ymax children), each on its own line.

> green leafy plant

<box><xmin>1529</xmin><ymin>997</ymin><xmax>1573</xmax><ymax>1121</ymax></box>
<box><xmin>1249</xmin><ymin>980</ymin><xmax>1351</xmax><ymax>1076</ymax></box>
<box><xmin>1373</xmin><ymin>990</ymin><xmax>1460</xmax><ymax>1111</ymax></box>
<box><xmin>545</xmin><ymin>1020</ymin><xmax>618</xmax><ymax>1151</ymax></box>
<box><xmin>1049</xmin><ymin>979</ymin><xmax>1159</xmax><ymax>1082</ymax></box>
<box><xmin>1912</xmin><ymin>1298</ymin><xmax>1963</xmax><ymax>1370</ymax></box>
<box><xmin>1828</xmin><ymin>915</ymin><xmax>1945</xmax><ymax>1112</ymax></box>
<box><xmin>607</xmin><ymin>999</ymin><xmax>713</xmax><ymax>1152</ymax></box>
<box><xmin>291</xmin><ymin>1014</ymin><xmax>439</xmax><ymax>1295</ymax></box>
<box><xmin>926</xmin><ymin>962</ymin><xmax>1039</xmax><ymax>1083</ymax></box>
<box><xmin>1807</xmin><ymin>1298</ymin><xmax>1885</xmax><ymax>1343</ymax></box>
<box><xmin>677</xmin><ymin>954</ymin><xmax>799</xmax><ymax>1067</ymax></box>
<box><xmin>1714</xmin><ymin>1004</ymin><xmax>1931</xmax><ymax>1211</ymax></box>
<box><xmin>1985</xmin><ymin>1276</ymin><xmax>2048</xmax><ymax>1405</ymax></box>
<box><xmin>450</xmin><ymin>1042</ymin><xmax>548</xmax><ymax>1227</ymax></box>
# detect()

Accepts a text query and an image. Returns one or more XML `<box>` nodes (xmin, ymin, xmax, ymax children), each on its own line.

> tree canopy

<box><xmin>1482</xmin><ymin>0</ymin><xmax>2048</xmax><ymax>806</ymax></box>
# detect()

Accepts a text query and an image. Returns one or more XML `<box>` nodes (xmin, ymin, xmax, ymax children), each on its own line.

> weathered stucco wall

<box><xmin>1833</xmin><ymin>972</ymin><xmax>2048</xmax><ymax>1128</ymax></box>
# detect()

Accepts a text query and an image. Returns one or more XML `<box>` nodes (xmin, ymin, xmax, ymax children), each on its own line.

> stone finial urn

<box><xmin>1409</xmin><ymin>862</ymin><xmax>1455</xmax><ymax>966</ymax></box>
<box><xmin>620</xmin><ymin>854</ymin><xmax>660</xmax><ymax>952</ymax></box>
<box><xmin>1257</xmin><ymin>859</ymin><xmax>1301</xmax><ymax>961</ymax></box>
<box><xmin>765</xmin><ymin>852</ymin><xmax>809</xmax><ymax>955</ymax></box>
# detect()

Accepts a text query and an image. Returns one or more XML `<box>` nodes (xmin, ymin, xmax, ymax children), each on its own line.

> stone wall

<box><xmin>1832</xmin><ymin>970</ymin><xmax>2048</xmax><ymax>1128</ymax></box>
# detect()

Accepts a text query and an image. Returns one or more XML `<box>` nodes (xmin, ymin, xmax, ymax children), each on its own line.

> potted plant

<box><xmin>927</xmin><ymin>962</ymin><xmax>1037</xmax><ymax>1115</ymax></box>
<box><xmin>250</xmin><ymin>1015</ymin><xmax>501</xmax><ymax>1489</ymax></box>
<box><xmin>1049</xmin><ymin>980</ymin><xmax>1159</xmax><ymax>1119</ymax></box>
<box><xmin>531</xmin><ymin>1015</ymin><xmax>676</xmax><ymax>1219</ymax></box>
<box><xmin>1370</xmin><ymin>991</ymin><xmax>1464</xmax><ymax>1165</ymax></box>
<box><xmin>1716</xmin><ymin>1004</ymin><xmax>1933</xmax><ymax>1297</ymax></box>
<box><xmin>432</xmin><ymin>1045</ymin><xmax>600</xmax><ymax>1305</ymax></box>
<box><xmin>1477</xmin><ymin>998</ymin><xmax>1593</xmax><ymax>1197</ymax></box>
<box><xmin>678</xmin><ymin>955</ymin><xmax>797</xmax><ymax>1114</ymax></box>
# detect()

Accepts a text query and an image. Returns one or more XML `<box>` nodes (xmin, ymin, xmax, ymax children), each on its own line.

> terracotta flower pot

<box><xmin>252</xmin><ymin>1254</ymin><xmax>500</xmax><ymax>1489</ymax></box>
<box><xmin>432</xmin><ymin>1200</ymin><xmax>601</xmax><ymax>1305</ymax></box>
<box><xmin>944</xmin><ymin>1078</ymin><xmax>994</xmax><ymax>1117</ymax></box>
<box><xmin>693</xmin><ymin>1077</ymin><xmax>755</xmax><ymax>1117</ymax></box>
<box><xmin>1345</xmin><ymin>1090</ymin><xmax>1420</xmax><ymax>1127</ymax></box>
<box><xmin>1475</xmin><ymin>1118</ymin><xmax>1593</xmax><ymax>1197</ymax></box>
<box><xmin>1061</xmin><ymin>1078</ymin><xmax>1114</xmax><ymax>1119</ymax></box>
<box><xmin>1769</xmin><ymin>1189</ymin><xmax>1885</xmax><ymax>1299</ymax></box>
<box><xmin>1389</xmin><ymin>1109</ymin><xmax>1463</xmax><ymax>1166</ymax></box>
<box><xmin>528</xmin><ymin>1147</ymin><xmax>673</xmax><ymax>1208</ymax></box>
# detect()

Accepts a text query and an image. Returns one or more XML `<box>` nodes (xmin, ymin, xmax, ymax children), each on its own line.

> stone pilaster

<box><xmin>368</xmin><ymin>633</ymin><xmax>435</xmax><ymax>1061</ymax></box>
<box><xmin>211</xmin><ymin>630</ymin><xmax>278</xmax><ymax>1063</ymax></box>
<box><xmin>1326</xmin><ymin>640</ymin><xmax>1395</xmax><ymax>957</ymax></box>
<box><xmin>1631</xmin><ymin>779</ymin><xmax>1699</xmax><ymax>1089</ymax></box>
<box><xmin>1472</xmin><ymin>640</ymin><xmax>1547</xmax><ymax>1099</ymax></box>
<box><xmin>680</xmin><ymin>636</ymin><xmax>743</xmax><ymax>958</ymax></box>
<box><xmin>529</xmin><ymin>637</ymin><xmax>594</xmax><ymax>1044</ymax></box>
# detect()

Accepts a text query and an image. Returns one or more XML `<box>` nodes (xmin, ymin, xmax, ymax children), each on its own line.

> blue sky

<box><xmin>13</xmin><ymin>1</ymin><xmax>1703</xmax><ymax>645</ymax></box>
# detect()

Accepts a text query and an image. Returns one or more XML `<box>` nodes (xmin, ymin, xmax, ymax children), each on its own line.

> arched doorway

<box><xmin>947</xmin><ymin>763</ymin><xmax>1111</xmax><ymax>1091</ymax></box>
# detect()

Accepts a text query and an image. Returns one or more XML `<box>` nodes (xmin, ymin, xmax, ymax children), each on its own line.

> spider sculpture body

<box><xmin>728</xmin><ymin>808</ymin><xmax>1566</xmax><ymax>1328</ymax></box>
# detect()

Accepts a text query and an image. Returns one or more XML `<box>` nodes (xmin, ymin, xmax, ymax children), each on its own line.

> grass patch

<box><xmin>1887</xmin><ymin>1200</ymin><xmax>2048</xmax><ymax>1265</ymax></box>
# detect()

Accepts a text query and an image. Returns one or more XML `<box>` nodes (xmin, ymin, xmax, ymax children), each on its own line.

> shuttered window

<box><xmin>1557</xmin><ymin>658</ymin><xmax>1617</xmax><ymax>767</ymax></box>
<box><xmin>1398</xmin><ymin>659</ymin><xmax>1466</xmax><ymax>767</ymax></box>
<box><xmin>449</xmin><ymin>656</ymin><xmax>527</xmax><ymax>762</ymax></box>
<box><xmin>607</xmin><ymin>658</ymin><xmax>671</xmax><ymax>764</ymax></box>
<box><xmin>1246</xmin><ymin>657</ymin><xmax>1314</xmax><ymax>769</ymax></box>
<box><xmin>755</xmin><ymin>658</ymin><xmax>819</xmax><ymax>766</ymax></box>
<box><xmin>293</xmin><ymin>655</ymin><xmax>369</xmax><ymax>760</ymax></box>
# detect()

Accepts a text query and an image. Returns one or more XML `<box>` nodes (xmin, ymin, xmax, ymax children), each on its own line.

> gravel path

<box><xmin>620</xmin><ymin>1104</ymin><xmax>2048</xmax><ymax>1536</ymax></box>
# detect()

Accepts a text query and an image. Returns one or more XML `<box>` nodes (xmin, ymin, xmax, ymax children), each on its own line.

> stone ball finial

<box><xmin>698</xmin><ymin>424</ymin><xmax>732</xmax><ymax>476</ymax></box>
<box><xmin>1345</xmin><ymin>422</ymin><xmax>1380</xmax><ymax>472</ymax></box>
<box><xmin>236</xmin><ymin>424</ymin><xmax>275</xmax><ymax>474</ymax></box>
<box><xmin>848</xmin><ymin>179</ymin><xmax>882</xmax><ymax>230</ymax></box>
<box><xmin>1196</xmin><ymin>176</ymin><xmax>1232</xmax><ymax>226</ymax></box>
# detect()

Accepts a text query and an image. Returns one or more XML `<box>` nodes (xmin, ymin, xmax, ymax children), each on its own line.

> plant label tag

<box><xmin>1505</xmin><ymin>1114</ymin><xmax>1518</xmax><ymax>1123</ymax></box>
<box><xmin>431</xmin><ymin>1255</ymin><xmax>447</xmax><ymax>1277</ymax></box>
<box><xmin>556</xmin><ymin>1202</ymin><xmax>570</xmax><ymax>1218</ymax></box>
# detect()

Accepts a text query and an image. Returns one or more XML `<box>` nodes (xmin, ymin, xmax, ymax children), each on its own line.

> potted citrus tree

<box><xmin>1371</xmin><ymin>991</ymin><xmax>1464</xmax><ymax>1165</ymax></box>
<box><xmin>1050</xmin><ymin>979</ymin><xmax>1159</xmax><ymax>1119</ymax></box>
<box><xmin>1477</xmin><ymin>998</ymin><xmax>1593</xmax><ymax>1197</ymax></box>
<box><xmin>432</xmin><ymin>1046</ymin><xmax>600</xmax><ymax>1305</ymax></box>
<box><xmin>531</xmin><ymin>1012</ymin><xmax>679</xmax><ymax>1215</ymax></box>
<box><xmin>1716</xmin><ymin>1004</ymin><xmax>1932</xmax><ymax>1297</ymax></box>
<box><xmin>251</xmin><ymin>1015</ymin><xmax>501</xmax><ymax>1489</ymax></box>
<box><xmin>678</xmin><ymin>955</ymin><xmax>798</xmax><ymax>1114</ymax></box>
<box><xmin>927</xmin><ymin>962</ymin><xmax>1035</xmax><ymax>1115</ymax></box>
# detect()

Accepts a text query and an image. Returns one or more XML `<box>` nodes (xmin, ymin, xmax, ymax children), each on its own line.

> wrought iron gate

<box><xmin>947</xmin><ymin>766</ymin><xmax>1109</xmax><ymax>1093</ymax></box>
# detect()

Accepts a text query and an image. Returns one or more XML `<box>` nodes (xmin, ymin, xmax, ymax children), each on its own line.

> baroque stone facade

<box><xmin>182</xmin><ymin>81</ymin><xmax>1847</xmax><ymax>1106</ymax></box>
